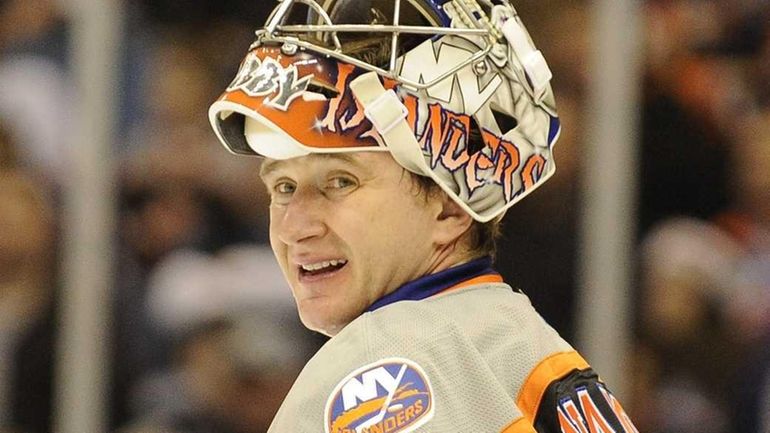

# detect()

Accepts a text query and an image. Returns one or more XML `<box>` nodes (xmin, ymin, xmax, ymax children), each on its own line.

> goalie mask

<box><xmin>209</xmin><ymin>0</ymin><xmax>561</xmax><ymax>222</ymax></box>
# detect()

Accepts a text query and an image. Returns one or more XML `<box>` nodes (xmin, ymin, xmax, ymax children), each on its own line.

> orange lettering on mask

<box><xmin>521</xmin><ymin>154</ymin><xmax>546</xmax><ymax>191</ymax></box>
<box><xmin>475</xmin><ymin>129</ymin><xmax>521</xmax><ymax>199</ymax></box>
<box><xmin>320</xmin><ymin>63</ymin><xmax>355</xmax><ymax>133</ymax></box>
<box><xmin>418</xmin><ymin>103</ymin><xmax>449</xmax><ymax>169</ymax></box>
<box><xmin>439</xmin><ymin>113</ymin><xmax>471</xmax><ymax>171</ymax></box>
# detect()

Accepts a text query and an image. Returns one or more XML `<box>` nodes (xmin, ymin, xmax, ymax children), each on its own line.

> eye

<box><xmin>274</xmin><ymin>181</ymin><xmax>296</xmax><ymax>194</ymax></box>
<box><xmin>268</xmin><ymin>180</ymin><xmax>296</xmax><ymax>205</ymax></box>
<box><xmin>327</xmin><ymin>176</ymin><xmax>357</xmax><ymax>190</ymax></box>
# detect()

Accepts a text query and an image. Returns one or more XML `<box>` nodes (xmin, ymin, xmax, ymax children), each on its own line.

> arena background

<box><xmin>0</xmin><ymin>0</ymin><xmax>768</xmax><ymax>432</ymax></box>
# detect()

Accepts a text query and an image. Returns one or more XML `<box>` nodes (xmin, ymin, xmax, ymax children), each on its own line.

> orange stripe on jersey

<box><xmin>500</xmin><ymin>417</ymin><xmax>537</xmax><ymax>433</ymax></box>
<box><xmin>517</xmin><ymin>351</ymin><xmax>590</xmax><ymax>421</ymax></box>
<box><xmin>435</xmin><ymin>274</ymin><xmax>504</xmax><ymax>296</ymax></box>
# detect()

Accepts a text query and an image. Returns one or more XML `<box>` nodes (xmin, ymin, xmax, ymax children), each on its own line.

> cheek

<box><xmin>268</xmin><ymin>224</ymin><xmax>280</xmax><ymax>252</ymax></box>
<box><xmin>267</xmin><ymin>218</ymin><xmax>292</xmax><ymax>280</ymax></box>
<box><xmin>385</xmin><ymin>204</ymin><xmax>435</xmax><ymax>245</ymax></box>
<box><xmin>268</xmin><ymin>208</ymin><xmax>284</xmax><ymax>249</ymax></box>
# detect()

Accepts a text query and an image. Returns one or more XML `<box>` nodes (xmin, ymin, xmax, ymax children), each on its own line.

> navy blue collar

<box><xmin>366</xmin><ymin>256</ymin><xmax>499</xmax><ymax>312</ymax></box>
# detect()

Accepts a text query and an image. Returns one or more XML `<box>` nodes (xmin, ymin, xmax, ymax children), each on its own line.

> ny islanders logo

<box><xmin>325</xmin><ymin>358</ymin><xmax>434</xmax><ymax>433</ymax></box>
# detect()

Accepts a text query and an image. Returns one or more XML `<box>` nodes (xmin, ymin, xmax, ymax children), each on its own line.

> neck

<box><xmin>424</xmin><ymin>234</ymin><xmax>481</xmax><ymax>277</ymax></box>
<box><xmin>365</xmin><ymin>255</ymin><xmax>497</xmax><ymax>314</ymax></box>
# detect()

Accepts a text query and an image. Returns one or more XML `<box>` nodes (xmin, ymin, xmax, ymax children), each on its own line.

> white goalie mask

<box><xmin>209</xmin><ymin>0</ymin><xmax>561</xmax><ymax>222</ymax></box>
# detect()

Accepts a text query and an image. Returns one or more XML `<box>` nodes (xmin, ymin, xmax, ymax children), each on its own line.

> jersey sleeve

<box><xmin>527</xmin><ymin>366</ymin><xmax>639</xmax><ymax>433</ymax></box>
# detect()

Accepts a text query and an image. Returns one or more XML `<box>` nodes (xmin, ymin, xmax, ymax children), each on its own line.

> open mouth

<box><xmin>299</xmin><ymin>259</ymin><xmax>348</xmax><ymax>278</ymax></box>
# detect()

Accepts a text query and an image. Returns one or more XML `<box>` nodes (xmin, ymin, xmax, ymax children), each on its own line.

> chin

<box><xmin>296</xmin><ymin>304</ymin><xmax>329</xmax><ymax>333</ymax></box>
<box><xmin>298</xmin><ymin>307</ymin><xmax>352</xmax><ymax>337</ymax></box>
<box><xmin>305</xmin><ymin>316</ymin><xmax>344</xmax><ymax>336</ymax></box>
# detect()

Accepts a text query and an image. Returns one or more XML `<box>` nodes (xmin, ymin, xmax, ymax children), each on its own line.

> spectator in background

<box><xmin>111</xmin><ymin>33</ymin><xmax>273</xmax><ymax>427</ymax></box>
<box><xmin>718</xmin><ymin>111</ymin><xmax>770</xmax><ymax>255</ymax></box>
<box><xmin>730</xmin><ymin>257</ymin><xmax>770</xmax><ymax>433</ymax></box>
<box><xmin>121</xmin><ymin>35</ymin><xmax>269</xmax><ymax>244</ymax></box>
<box><xmin>631</xmin><ymin>217</ymin><xmax>743</xmax><ymax>433</ymax></box>
<box><xmin>0</xmin><ymin>168</ymin><xmax>58</xmax><ymax>433</ymax></box>
<box><xmin>116</xmin><ymin>246</ymin><xmax>320</xmax><ymax>433</ymax></box>
<box><xmin>112</xmin><ymin>157</ymin><xmax>216</xmax><ymax>427</ymax></box>
<box><xmin>112</xmin><ymin>160</ymin><xmax>259</xmax><ymax>427</ymax></box>
<box><xmin>732</xmin><ymin>328</ymin><xmax>770</xmax><ymax>433</ymax></box>
<box><xmin>630</xmin><ymin>3</ymin><xmax>770</xmax><ymax>429</ymax></box>
<box><xmin>721</xmin><ymin>110</ymin><xmax>770</xmax><ymax>433</ymax></box>
<box><xmin>638</xmin><ymin>0</ymin><xmax>758</xmax><ymax>233</ymax></box>
<box><xmin>0</xmin><ymin>4</ymin><xmax>64</xmax><ymax>423</ymax></box>
<box><xmin>0</xmin><ymin>0</ymin><xmax>74</xmax><ymax>188</ymax></box>
<box><xmin>716</xmin><ymin>111</ymin><xmax>770</xmax><ymax>341</ymax></box>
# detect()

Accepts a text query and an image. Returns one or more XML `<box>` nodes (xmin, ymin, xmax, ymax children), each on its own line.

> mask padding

<box><xmin>306</xmin><ymin>81</ymin><xmax>340</xmax><ymax>100</ymax></box>
<box><xmin>218</xmin><ymin>112</ymin><xmax>257</xmax><ymax>156</ymax></box>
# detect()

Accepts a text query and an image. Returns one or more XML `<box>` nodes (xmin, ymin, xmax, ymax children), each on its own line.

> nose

<box><xmin>272</xmin><ymin>186</ymin><xmax>327</xmax><ymax>245</ymax></box>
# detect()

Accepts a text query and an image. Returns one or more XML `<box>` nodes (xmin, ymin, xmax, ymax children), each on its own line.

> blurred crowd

<box><xmin>0</xmin><ymin>0</ymin><xmax>768</xmax><ymax>432</ymax></box>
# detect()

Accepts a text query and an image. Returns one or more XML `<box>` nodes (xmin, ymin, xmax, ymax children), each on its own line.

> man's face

<box><xmin>260</xmin><ymin>152</ymin><xmax>443</xmax><ymax>336</ymax></box>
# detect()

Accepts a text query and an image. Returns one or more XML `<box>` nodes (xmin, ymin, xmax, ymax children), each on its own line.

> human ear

<box><xmin>433</xmin><ymin>193</ymin><xmax>474</xmax><ymax>246</ymax></box>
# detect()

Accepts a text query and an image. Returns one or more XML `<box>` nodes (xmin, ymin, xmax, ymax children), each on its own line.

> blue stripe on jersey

<box><xmin>366</xmin><ymin>256</ymin><xmax>498</xmax><ymax>312</ymax></box>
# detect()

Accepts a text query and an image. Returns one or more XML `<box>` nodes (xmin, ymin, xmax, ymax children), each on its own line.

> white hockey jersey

<box><xmin>268</xmin><ymin>258</ymin><xmax>638</xmax><ymax>433</ymax></box>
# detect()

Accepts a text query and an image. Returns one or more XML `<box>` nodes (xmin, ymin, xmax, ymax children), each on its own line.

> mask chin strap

<box><xmin>350</xmin><ymin>71</ymin><xmax>497</xmax><ymax>223</ymax></box>
<box><xmin>499</xmin><ymin>16</ymin><xmax>552</xmax><ymax>103</ymax></box>
<box><xmin>349</xmin><ymin>73</ymin><xmax>422</xmax><ymax>174</ymax></box>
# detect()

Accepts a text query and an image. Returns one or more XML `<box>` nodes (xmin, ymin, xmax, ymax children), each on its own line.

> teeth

<box><xmin>301</xmin><ymin>259</ymin><xmax>347</xmax><ymax>271</ymax></box>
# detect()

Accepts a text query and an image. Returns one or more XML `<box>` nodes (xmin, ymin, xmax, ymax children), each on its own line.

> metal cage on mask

<box><xmin>258</xmin><ymin>0</ymin><xmax>497</xmax><ymax>89</ymax></box>
<box><xmin>209</xmin><ymin>0</ymin><xmax>561</xmax><ymax>222</ymax></box>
